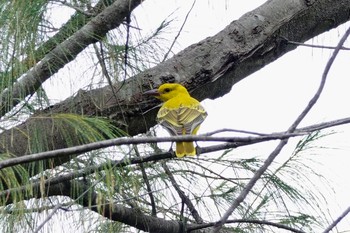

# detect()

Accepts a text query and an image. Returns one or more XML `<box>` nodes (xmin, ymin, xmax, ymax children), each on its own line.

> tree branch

<box><xmin>211</xmin><ymin>25</ymin><xmax>350</xmax><ymax>233</ymax></box>
<box><xmin>3</xmin><ymin>113</ymin><xmax>350</xmax><ymax>171</ymax></box>
<box><xmin>1</xmin><ymin>113</ymin><xmax>345</xmax><ymax>207</ymax></box>
<box><xmin>189</xmin><ymin>219</ymin><xmax>306</xmax><ymax>233</ymax></box>
<box><xmin>322</xmin><ymin>205</ymin><xmax>350</xmax><ymax>233</ymax></box>
<box><xmin>1</xmin><ymin>0</ymin><xmax>350</xmax><ymax>163</ymax></box>
<box><xmin>0</xmin><ymin>0</ymin><xmax>143</xmax><ymax>117</ymax></box>
<box><xmin>162</xmin><ymin>0</ymin><xmax>196</xmax><ymax>62</ymax></box>
<box><xmin>30</xmin><ymin>178</ymin><xmax>210</xmax><ymax>233</ymax></box>
<box><xmin>0</xmin><ymin>133</ymin><xmax>304</xmax><ymax>170</ymax></box>
<box><xmin>0</xmin><ymin>0</ymin><xmax>115</xmax><ymax>94</ymax></box>
<box><xmin>282</xmin><ymin>37</ymin><xmax>350</xmax><ymax>51</ymax></box>
<box><xmin>162</xmin><ymin>161</ymin><xmax>204</xmax><ymax>224</ymax></box>
<box><xmin>133</xmin><ymin>145</ymin><xmax>157</xmax><ymax>216</ymax></box>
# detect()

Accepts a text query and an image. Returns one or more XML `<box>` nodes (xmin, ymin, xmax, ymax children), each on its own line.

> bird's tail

<box><xmin>175</xmin><ymin>142</ymin><xmax>196</xmax><ymax>157</ymax></box>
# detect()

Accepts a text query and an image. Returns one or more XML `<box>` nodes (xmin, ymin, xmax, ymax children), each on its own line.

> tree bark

<box><xmin>0</xmin><ymin>0</ymin><xmax>142</xmax><ymax>116</ymax></box>
<box><xmin>1</xmin><ymin>0</ymin><xmax>350</xmax><ymax>177</ymax></box>
<box><xmin>0</xmin><ymin>0</ymin><xmax>117</xmax><ymax>96</ymax></box>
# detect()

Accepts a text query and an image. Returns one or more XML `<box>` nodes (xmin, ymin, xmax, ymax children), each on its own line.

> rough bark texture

<box><xmin>0</xmin><ymin>0</ymin><xmax>142</xmax><ymax>115</ymax></box>
<box><xmin>0</xmin><ymin>0</ymin><xmax>116</xmax><ymax>95</ymax></box>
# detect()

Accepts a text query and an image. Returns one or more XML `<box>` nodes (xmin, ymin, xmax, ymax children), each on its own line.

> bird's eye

<box><xmin>164</xmin><ymin>88</ymin><xmax>171</xmax><ymax>93</ymax></box>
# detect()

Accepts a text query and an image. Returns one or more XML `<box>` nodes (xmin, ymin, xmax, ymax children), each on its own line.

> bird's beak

<box><xmin>143</xmin><ymin>89</ymin><xmax>160</xmax><ymax>96</ymax></box>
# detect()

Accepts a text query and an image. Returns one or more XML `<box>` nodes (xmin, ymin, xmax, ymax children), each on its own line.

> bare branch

<box><xmin>162</xmin><ymin>0</ymin><xmax>196</xmax><ymax>61</ymax></box>
<box><xmin>3</xmin><ymin>113</ymin><xmax>350</xmax><ymax>170</ymax></box>
<box><xmin>53</xmin><ymin>0</ymin><xmax>95</xmax><ymax>16</ymax></box>
<box><xmin>162</xmin><ymin>161</ymin><xmax>204</xmax><ymax>224</ymax></box>
<box><xmin>189</xmin><ymin>219</ymin><xmax>306</xmax><ymax>233</ymax></box>
<box><xmin>133</xmin><ymin>145</ymin><xmax>157</xmax><ymax>216</ymax></box>
<box><xmin>203</xmin><ymin>128</ymin><xmax>269</xmax><ymax>136</ymax></box>
<box><xmin>0</xmin><ymin>133</ymin><xmax>303</xmax><ymax>170</ymax></box>
<box><xmin>289</xmin><ymin>27</ymin><xmax>350</xmax><ymax>131</ymax></box>
<box><xmin>211</xmin><ymin>26</ymin><xmax>350</xmax><ymax>233</ymax></box>
<box><xmin>33</xmin><ymin>203</ymin><xmax>63</xmax><ymax>233</ymax></box>
<box><xmin>322</xmin><ymin>205</ymin><xmax>350</xmax><ymax>233</ymax></box>
<box><xmin>283</xmin><ymin>37</ymin><xmax>350</xmax><ymax>51</ymax></box>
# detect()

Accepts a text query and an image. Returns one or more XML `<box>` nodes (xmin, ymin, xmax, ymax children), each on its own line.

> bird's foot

<box><xmin>167</xmin><ymin>147</ymin><xmax>177</xmax><ymax>158</ymax></box>
<box><xmin>195</xmin><ymin>145</ymin><xmax>202</xmax><ymax>156</ymax></box>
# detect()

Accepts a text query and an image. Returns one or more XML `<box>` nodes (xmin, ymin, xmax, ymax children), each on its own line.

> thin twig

<box><xmin>94</xmin><ymin>42</ymin><xmax>129</xmax><ymax>126</ymax></box>
<box><xmin>288</xmin><ymin>27</ymin><xmax>350</xmax><ymax>131</ymax></box>
<box><xmin>161</xmin><ymin>162</ymin><xmax>204</xmax><ymax>224</ymax></box>
<box><xmin>211</xmin><ymin>26</ymin><xmax>350</xmax><ymax>233</ymax></box>
<box><xmin>188</xmin><ymin>218</ymin><xmax>306</xmax><ymax>233</ymax></box>
<box><xmin>4</xmin><ymin>116</ymin><xmax>350</xmax><ymax>170</ymax></box>
<box><xmin>162</xmin><ymin>0</ymin><xmax>196</xmax><ymax>61</ymax></box>
<box><xmin>282</xmin><ymin>36</ymin><xmax>350</xmax><ymax>51</ymax></box>
<box><xmin>94</xmin><ymin>42</ymin><xmax>119</xmax><ymax>101</ymax></box>
<box><xmin>0</xmin><ymin>132</ymin><xmax>305</xmax><ymax>170</ymax></box>
<box><xmin>323</xmin><ymin>205</ymin><xmax>350</xmax><ymax>233</ymax></box>
<box><xmin>203</xmin><ymin>128</ymin><xmax>268</xmax><ymax>136</ymax></box>
<box><xmin>54</xmin><ymin>0</ymin><xmax>95</xmax><ymax>16</ymax></box>
<box><xmin>2</xmin><ymin>117</ymin><xmax>350</xmax><ymax>203</ymax></box>
<box><xmin>33</xmin><ymin>203</ymin><xmax>63</xmax><ymax>233</ymax></box>
<box><xmin>133</xmin><ymin>145</ymin><xmax>157</xmax><ymax>216</ymax></box>
<box><xmin>124</xmin><ymin>13</ymin><xmax>131</xmax><ymax>79</ymax></box>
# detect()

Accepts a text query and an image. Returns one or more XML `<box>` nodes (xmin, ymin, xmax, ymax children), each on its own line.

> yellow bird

<box><xmin>144</xmin><ymin>83</ymin><xmax>207</xmax><ymax>157</ymax></box>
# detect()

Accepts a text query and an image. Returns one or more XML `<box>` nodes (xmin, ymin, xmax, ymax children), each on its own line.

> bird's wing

<box><xmin>157</xmin><ymin>104</ymin><xmax>207</xmax><ymax>135</ymax></box>
<box><xmin>157</xmin><ymin>107</ymin><xmax>182</xmax><ymax>136</ymax></box>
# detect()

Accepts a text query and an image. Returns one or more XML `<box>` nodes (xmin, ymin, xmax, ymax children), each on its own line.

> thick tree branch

<box><xmin>0</xmin><ymin>0</ymin><xmax>116</xmax><ymax>97</ymax></box>
<box><xmin>0</xmin><ymin>0</ymin><xmax>143</xmax><ymax>117</ymax></box>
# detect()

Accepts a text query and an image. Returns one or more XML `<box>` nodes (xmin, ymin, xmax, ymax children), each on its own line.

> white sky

<box><xmin>43</xmin><ymin>0</ymin><xmax>350</xmax><ymax>232</ymax></box>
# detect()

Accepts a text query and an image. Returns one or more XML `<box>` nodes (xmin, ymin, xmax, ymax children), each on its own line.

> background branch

<box><xmin>211</xmin><ymin>26</ymin><xmax>350</xmax><ymax>233</ymax></box>
<box><xmin>162</xmin><ymin>161</ymin><xmax>204</xmax><ymax>224</ymax></box>
<box><xmin>0</xmin><ymin>0</ymin><xmax>142</xmax><ymax>117</ymax></box>
<box><xmin>322</xmin><ymin>205</ymin><xmax>350</xmax><ymax>233</ymax></box>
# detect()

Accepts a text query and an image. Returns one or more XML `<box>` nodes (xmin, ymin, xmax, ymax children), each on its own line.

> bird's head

<box><xmin>143</xmin><ymin>83</ymin><xmax>189</xmax><ymax>102</ymax></box>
